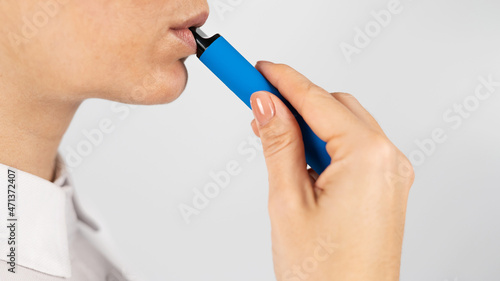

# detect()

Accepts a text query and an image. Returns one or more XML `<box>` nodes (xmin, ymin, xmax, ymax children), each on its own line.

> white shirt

<box><xmin>0</xmin><ymin>155</ymin><xmax>130</xmax><ymax>281</ymax></box>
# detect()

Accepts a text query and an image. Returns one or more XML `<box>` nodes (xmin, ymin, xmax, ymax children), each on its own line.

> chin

<box><xmin>122</xmin><ymin>59</ymin><xmax>189</xmax><ymax>105</ymax></box>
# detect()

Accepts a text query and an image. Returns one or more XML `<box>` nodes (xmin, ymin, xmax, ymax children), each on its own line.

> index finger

<box><xmin>256</xmin><ymin>61</ymin><xmax>365</xmax><ymax>145</ymax></box>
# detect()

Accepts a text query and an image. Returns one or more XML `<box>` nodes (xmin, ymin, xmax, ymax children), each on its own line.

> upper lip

<box><xmin>171</xmin><ymin>11</ymin><xmax>209</xmax><ymax>30</ymax></box>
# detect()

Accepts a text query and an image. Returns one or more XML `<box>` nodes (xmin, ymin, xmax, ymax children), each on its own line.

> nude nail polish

<box><xmin>252</xmin><ymin>92</ymin><xmax>275</xmax><ymax>126</ymax></box>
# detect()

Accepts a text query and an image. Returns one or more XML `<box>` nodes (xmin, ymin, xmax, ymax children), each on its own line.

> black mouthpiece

<box><xmin>189</xmin><ymin>27</ymin><xmax>221</xmax><ymax>58</ymax></box>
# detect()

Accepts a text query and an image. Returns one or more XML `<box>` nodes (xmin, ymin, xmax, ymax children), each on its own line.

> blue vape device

<box><xmin>190</xmin><ymin>28</ymin><xmax>331</xmax><ymax>174</ymax></box>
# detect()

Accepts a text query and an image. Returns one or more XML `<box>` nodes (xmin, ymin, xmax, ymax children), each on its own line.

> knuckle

<box><xmin>303</xmin><ymin>80</ymin><xmax>316</xmax><ymax>93</ymax></box>
<box><xmin>301</xmin><ymin>77</ymin><xmax>325</xmax><ymax>94</ymax></box>
<box><xmin>270</xmin><ymin>63</ymin><xmax>294</xmax><ymax>88</ymax></box>
<box><xmin>273</xmin><ymin>63</ymin><xmax>294</xmax><ymax>78</ymax></box>
<box><xmin>298</xmin><ymin>82</ymin><xmax>329</xmax><ymax>113</ymax></box>
<box><xmin>260</xmin><ymin>123</ymin><xmax>296</xmax><ymax>159</ymax></box>
<box><xmin>361</xmin><ymin>133</ymin><xmax>415</xmax><ymax>188</ymax></box>
<box><xmin>274</xmin><ymin>63</ymin><xmax>293</xmax><ymax>72</ymax></box>
<box><xmin>331</xmin><ymin>92</ymin><xmax>356</xmax><ymax>101</ymax></box>
<box><xmin>366</xmin><ymin>133</ymin><xmax>395</xmax><ymax>155</ymax></box>
<box><xmin>362</xmin><ymin>133</ymin><xmax>399</xmax><ymax>164</ymax></box>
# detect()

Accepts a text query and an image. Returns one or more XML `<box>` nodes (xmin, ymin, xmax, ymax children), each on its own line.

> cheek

<box><xmin>23</xmin><ymin>1</ymin><xmax>190</xmax><ymax>104</ymax></box>
<box><xmin>58</xmin><ymin>3</ymin><xmax>186</xmax><ymax>104</ymax></box>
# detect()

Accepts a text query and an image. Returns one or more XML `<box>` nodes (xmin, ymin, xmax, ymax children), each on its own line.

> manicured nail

<box><xmin>252</xmin><ymin>92</ymin><xmax>276</xmax><ymax>126</ymax></box>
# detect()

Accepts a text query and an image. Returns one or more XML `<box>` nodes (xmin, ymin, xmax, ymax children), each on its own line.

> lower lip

<box><xmin>172</xmin><ymin>28</ymin><xmax>197</xmax><ymax>54</ymax></box>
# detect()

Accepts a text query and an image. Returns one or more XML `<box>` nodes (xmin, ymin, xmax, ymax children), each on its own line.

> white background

<box><xmin>60</xmin><ymin>0</ymin><xmax>500</xmax><ymax>280</ymax></box>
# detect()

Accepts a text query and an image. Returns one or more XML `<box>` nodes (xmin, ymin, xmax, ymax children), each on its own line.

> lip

<box><xmin>172</xmin><ymin>28</ymin><xmax>197</xmax><ymax>53</ymax></box>
<box><xmin>171</xmin><ymin>12</ymin><xmax>209</xmax><ymax>54</ymax></box>
<box><xmin>171</xmin><ymin>12</ymin><xmax>209</xmax><ymax>30</ymax></box>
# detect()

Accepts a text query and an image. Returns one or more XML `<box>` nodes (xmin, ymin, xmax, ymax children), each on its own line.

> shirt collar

<box><xmin>0</xmin><ymin>154</ymin><xmax>97</xmax><ymax>278</ymax></box>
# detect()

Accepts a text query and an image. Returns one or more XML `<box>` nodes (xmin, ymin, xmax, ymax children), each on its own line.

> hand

<box><xmin>250</xmin><ymin>61</ymin><xmax>414</xmax><ymax>281</ymax></box>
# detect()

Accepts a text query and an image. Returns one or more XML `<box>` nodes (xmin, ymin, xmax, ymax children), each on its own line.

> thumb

<box><xmin>250</xmin><ymin>91</ymin><xmax>312</xmax><ymax>203</ymax></box>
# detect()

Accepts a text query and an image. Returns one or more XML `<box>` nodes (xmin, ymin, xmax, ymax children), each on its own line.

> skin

<box><xmin>250</xmin><ymin>61</ymin><xmax>414</xmax><ymax>280</ymax></box>
<box><xmin>0</xmin><ymin>2</ymin><xmax>414</xmax><ymax>280</ymax></box>
<box><xmin>0</xmin><ymin>0</ymin><xmax>208</xmax><ymax>180</ymax></box>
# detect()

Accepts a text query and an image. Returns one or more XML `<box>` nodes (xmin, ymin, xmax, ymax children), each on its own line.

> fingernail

<box><xmin>252</xmin><ymin>92</ymin><xmax>276</xmax><ymax>126</ymax></box>
<box><xmin>257</xmin><ymin>60</ymin><xmax>273</xmax><ymax>65</ymax></box>
<box><xmin>256</xmin><ymin>60</ymin><xmax>273</xmax><ymax>70</ymax></box>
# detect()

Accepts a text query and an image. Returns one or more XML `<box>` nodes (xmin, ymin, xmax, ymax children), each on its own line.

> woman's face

<box><xmin>0</xmin><ymin>0</ymin><xmax>209</xmax><ymax>105</ymax></box>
